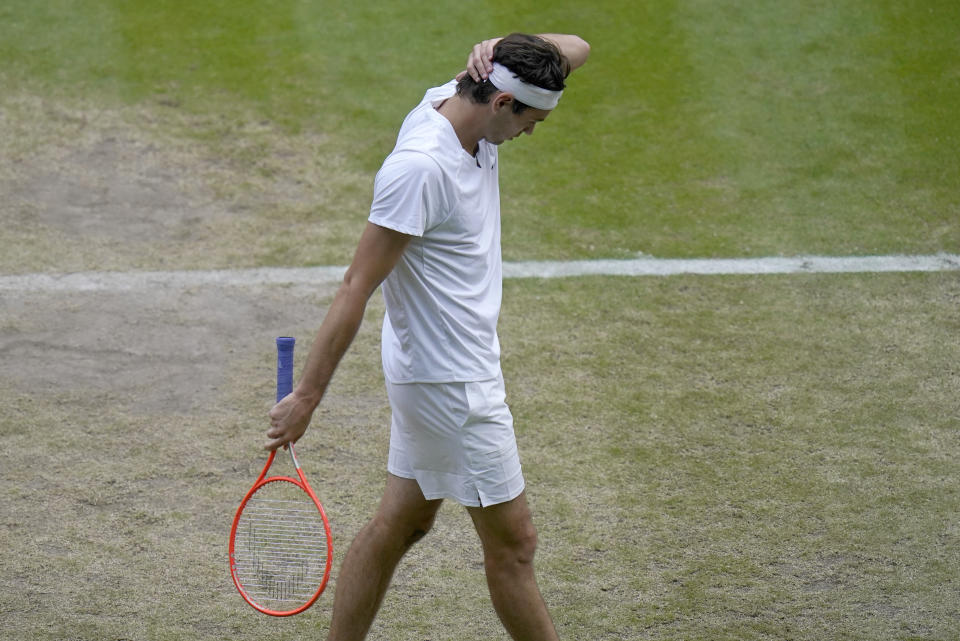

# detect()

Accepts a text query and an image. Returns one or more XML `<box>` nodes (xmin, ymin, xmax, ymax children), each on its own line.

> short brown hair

<box><xmin>456</xmin><ymin>33</ymin><xmax>571</xmax><ymax>112</ymax></box>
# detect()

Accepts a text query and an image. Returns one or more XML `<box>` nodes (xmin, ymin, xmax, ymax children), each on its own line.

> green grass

<box><xmin>503</xmin><ymin>0</ymin><xmax>960</xmax><ymax>259</ymax></box>
<box><xmin>1</xmin><ymin>0</ymin><xmax>957</xmax><ymax>269</ymax></box>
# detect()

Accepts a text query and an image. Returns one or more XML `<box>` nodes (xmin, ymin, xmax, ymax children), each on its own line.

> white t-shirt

<box><xmin>369</xmin><ymin>80</ymin><xmax>502</xmax><ymax>383</ymax></box>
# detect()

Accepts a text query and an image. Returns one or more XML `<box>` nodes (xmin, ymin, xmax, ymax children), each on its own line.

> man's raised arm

<box><xmin>464</xmin><ymin>33</ymin><xmax>590</xmax><ymax>83</ymax></box>
<box><xmin>539</xmin><ymin>33</ymin><xmax>591</xmax><ymax>71</ymax></box>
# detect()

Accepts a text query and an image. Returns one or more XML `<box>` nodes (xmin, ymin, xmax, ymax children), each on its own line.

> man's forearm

<box><xmin>265</xmin><ymin>222</ymin><xmax>409</xmax><ymax>451</ymax></box>
<box><xmin>539</xmin><ymin>33</ymin><xmax>591</xmax><ymax>71</ymax></box>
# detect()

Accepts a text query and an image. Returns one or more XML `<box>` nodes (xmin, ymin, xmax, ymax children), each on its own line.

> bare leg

<box><xmin>467</xmin><ymin>492</ymin><xmax>559</xmax><ymax>641</ymax></box>
<box><xmin>327</xmin><ymin>474</ymin><xmax>442</xmax><ymax>641</ymax></box>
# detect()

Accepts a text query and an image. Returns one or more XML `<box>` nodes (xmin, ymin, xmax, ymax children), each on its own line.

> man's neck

<box><xmin>436</xmin><ymin>95</ymin><xmax>485</xmax><ymax>156</ymax></box>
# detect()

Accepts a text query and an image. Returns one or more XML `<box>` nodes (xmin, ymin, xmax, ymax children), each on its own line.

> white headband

<box><xmin>487</xmin><ymin>62</ymin><xmax>563</xmax><ymax>111</ymax></box>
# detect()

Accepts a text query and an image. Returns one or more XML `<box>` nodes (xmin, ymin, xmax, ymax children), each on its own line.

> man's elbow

<box><xmin>576</xmin><ymin>36</ymin><xmax>591</xmax><ymax>55</ymax></box>
<box><xmin>567</xmin><ymin>36</ymin><xmax>591</xmax><ymax>71</ymax></box>
<box><xmin>339</xmin><ymin>264</ymin><xmax>384</xmax><ymax>307</ymax></box>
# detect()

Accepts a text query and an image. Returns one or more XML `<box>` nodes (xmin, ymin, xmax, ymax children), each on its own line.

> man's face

<box><xmin>485</xmin><ymin>98</ymin><xmax>552</xmax><ymax>145</ymax></box>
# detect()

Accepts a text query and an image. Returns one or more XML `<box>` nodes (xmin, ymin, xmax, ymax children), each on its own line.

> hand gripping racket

<box><xmin>229</xmin><ymin>337</ymin><xmax>333</xmax><ymax>616</ymax></box>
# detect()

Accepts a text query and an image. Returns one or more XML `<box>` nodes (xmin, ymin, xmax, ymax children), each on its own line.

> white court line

<box><xmin>0</xmin><ymin>254</ymin><xmax>957</xmax><ymax>292</ymax></box>
<box><xmin>505</xmin><ymin>253</ymin><xmax>960</xmax><ymax>278</ymax></box>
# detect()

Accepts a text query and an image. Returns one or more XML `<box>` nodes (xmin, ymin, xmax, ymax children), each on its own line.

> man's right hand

<box><xmin>265</xmin><ymin>389</ymin><xmax>318</xmax><ymax>451</ymax></box>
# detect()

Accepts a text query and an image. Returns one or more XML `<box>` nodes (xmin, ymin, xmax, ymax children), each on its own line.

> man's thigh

<box><xmin>465</xmin><ymin>491</ymin><xmax>537</xmax><ymax>551</ymax></box>
<box><xmin>374</xmin><ymin>473</ymin><xmax>444</xmax><ymax>533</ymax></box>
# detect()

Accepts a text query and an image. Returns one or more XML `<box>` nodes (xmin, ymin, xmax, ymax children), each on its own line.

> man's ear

<box><xmin>491</xmin><ymin>92</ymin><xmax>514</xmax><ymax>113</ymax></box>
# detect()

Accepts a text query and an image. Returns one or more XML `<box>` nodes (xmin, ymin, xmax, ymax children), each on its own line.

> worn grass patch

<box><xmin>2</xmin><ymin>273</ymin><xmax>958</xmax><ymax>640</ymax></box>
<box><xmin>0</xmin><ymin>93</ymin><xmax>370</xmax><ymax>274</ymax></box>
<box><xmin>500</xmin><ymin>272</ymin><xmax>960</xmax><ymax>640</ymax></box>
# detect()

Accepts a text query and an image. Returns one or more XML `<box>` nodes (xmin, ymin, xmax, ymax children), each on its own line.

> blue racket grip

<box><xmin>276</xmin><ymin>336</ymin><xmax>296</xmax><ymax>402</ymax></box>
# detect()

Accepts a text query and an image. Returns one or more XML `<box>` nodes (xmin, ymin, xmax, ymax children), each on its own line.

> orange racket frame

<box><xmin>229</xmin><ymin>444</ymin><xmax>333</xmax><ymax>616</ymax></box>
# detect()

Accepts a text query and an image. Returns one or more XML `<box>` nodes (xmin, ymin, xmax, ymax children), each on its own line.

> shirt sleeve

<box><xmin>368</xmin><ymin>150</ymin><xmax>449</xmax><ymax>237</ymax></box>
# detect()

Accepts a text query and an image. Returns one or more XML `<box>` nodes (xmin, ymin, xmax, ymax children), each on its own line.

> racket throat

<box><xmin>287</xmin><ymin>443</ymin><xmax>302</xmax><ymax>470</ymax></box>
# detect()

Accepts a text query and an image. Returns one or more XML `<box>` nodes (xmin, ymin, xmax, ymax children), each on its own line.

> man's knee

<box><xmin>371</xmin><ymin>508</ymin><xmax>437</xmax><ymax>550</ymax></box>
<box><xmin>372</xmin><ymin>475</ymin><xmax>442</xmax><ymax>549</ymax></box>
<box><xmin>515</xmin><ymin>520</ymin><xmax>539</xmax><ymax>561</ymax></box>
<box><xmin>405</xmin><ymin>511</ymin><xmax>437</xmax><ymax>547</ymax></box>
<box><xmin>487</xmin><ymin>520</ymin><xmax>539</xmax><ymax>566</ymax></box>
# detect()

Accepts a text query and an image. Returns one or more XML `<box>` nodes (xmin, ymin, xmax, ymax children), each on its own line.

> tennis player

<box><xmin>267</xmin><ymin>32</ymin><xmax>590</xmax><ymax>641</ymax></box>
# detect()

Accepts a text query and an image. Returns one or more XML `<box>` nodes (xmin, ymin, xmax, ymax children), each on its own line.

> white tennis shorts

<box><xmin>385</xmin><ymin>373</ymin><xmax>525</xmax><ymax>507</ymax></box>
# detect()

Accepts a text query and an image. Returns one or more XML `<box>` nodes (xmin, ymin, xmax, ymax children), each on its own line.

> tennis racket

<box><xmin>229</xmin><ymin>336</ymin><xmax>333</xmax><ymax>616</ymax></box>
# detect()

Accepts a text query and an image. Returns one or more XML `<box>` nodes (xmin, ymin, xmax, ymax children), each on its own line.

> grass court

<box><xmin>1</xmin><ymin>1</ymin><xmax>958</xmax><ymax>639</ymax></box>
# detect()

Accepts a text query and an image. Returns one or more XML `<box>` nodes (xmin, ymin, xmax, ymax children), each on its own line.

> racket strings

<box><xmin>233</xmin><ymin>481</ymin><xmax>328</xmax><ymax>608</ymax></box>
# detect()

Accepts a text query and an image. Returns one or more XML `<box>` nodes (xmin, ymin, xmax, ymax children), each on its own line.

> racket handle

<box><xmin>276</xmin><ymin>336</ymin><xmax>296</xmax><ymax>402</ymax></box>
